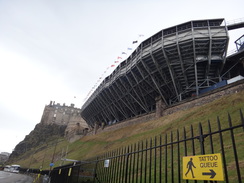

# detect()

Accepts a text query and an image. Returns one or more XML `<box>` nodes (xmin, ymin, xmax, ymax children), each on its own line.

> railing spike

<box><xmin>240</xmin><ymin>109</ymin><xmax>244</xmax><ymax>131</ymax></box>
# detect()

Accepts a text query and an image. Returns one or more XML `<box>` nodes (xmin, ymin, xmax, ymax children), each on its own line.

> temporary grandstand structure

<box><xmin>81</xmin><ymin>18</ymin><xmax>234</xmax><ymax>127</ymax></box>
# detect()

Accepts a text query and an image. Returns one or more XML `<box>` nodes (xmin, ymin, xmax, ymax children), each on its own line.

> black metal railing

<box><xmin>50</xmin><ymin>110</ymin><xmax>244</xmax><ymax>183</ymax></box>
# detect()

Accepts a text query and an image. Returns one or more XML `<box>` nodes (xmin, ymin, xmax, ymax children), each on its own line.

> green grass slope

<box><xmin>13</xmin><ymin>90</ymin><xmax>244</xmax><ymax>170</ymax></box>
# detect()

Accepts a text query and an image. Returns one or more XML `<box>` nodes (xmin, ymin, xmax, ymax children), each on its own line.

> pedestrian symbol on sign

<box><xmin>185</xmin><ymin>158</ymin><xmax>196</xmax><ymax>178</ymax></box>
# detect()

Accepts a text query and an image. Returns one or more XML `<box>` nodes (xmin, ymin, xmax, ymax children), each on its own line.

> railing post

<box><xmin>217</xmin><ymin>116</ymin><xmax>229</xmax><ymax>183</ymax></box>
<box><xmin>93</xmin><ymin>157</ymin><xmax>99</xmax><ymax>183</ymax></box>
<box><xmin>228</xmin><ymin>113</ymin><xmax>242</xmax><ymax>183</ymax></box>
<box><xmin>198</xmin><ymin>122</ymin><xmax>205</xmax><ymax>155</ymax></box>
<box><xmin>125</xmin><ymin>146</ymin><xmax>130</xmax><ymax>183</ymax></box>
<box><xmin>198</xmin><ymin>122</ymin><xmax>208</xmax><ymax>183</ymax></box>
<box><xmin>240</xmin><ymin>109</ymin><xmax>244</xmax><ymax>131</ymax></box>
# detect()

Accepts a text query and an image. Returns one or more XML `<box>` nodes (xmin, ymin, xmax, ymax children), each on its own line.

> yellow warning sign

<box><xmin>183</xmin><ymin>153</ymin><xmax>224</xmax><ymax>181</ymax></box>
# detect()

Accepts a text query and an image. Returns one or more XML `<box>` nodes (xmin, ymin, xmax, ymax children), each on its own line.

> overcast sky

<box><xmin>0</xmin><ymin>0</ymin><xmax>243</xmax><ymax>153</ymax></box>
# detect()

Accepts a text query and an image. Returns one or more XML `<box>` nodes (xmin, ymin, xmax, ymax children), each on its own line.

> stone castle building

<box><xmin>40</xmin><ymin>101</ymin><xmax>88</xmax><ymax>140</ymax></box>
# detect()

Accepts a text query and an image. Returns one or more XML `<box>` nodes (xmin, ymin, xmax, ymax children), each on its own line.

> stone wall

<box><xmin>88</xmin><ymin>112</ymin><xmax>156</xmax><ymax>135</ymax></box>
<box><xmin>85</xmin><ymin>80</ymin><xmax>244</xmax><ymax>136</ymax></box>
<box><xmin>65</xmin><ymin>117</ymin><xmax>88</xmax><ymax>140</ymax></box>
<box><xmin>163</xmin><ymin>80</ymin><xmax>244</xmax><ymax>116</ymax></box>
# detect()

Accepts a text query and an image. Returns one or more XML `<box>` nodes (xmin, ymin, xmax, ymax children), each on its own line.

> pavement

<box><xmin>0</xmin><ymin>171</ymin><xmax>34</xmax><ymax>183</ymax></box>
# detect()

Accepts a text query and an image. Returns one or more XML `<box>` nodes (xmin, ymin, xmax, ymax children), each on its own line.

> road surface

<box><xmin>0</xmin><ymin>171</ymin><xmax>33</xmax><ymax>183</ymax></box>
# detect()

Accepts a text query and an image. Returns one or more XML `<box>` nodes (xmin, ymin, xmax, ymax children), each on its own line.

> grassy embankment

<box><xmin>15</xmin><ymin>90</ymin><xmax>244</xmax><ymax>171</ymax></box>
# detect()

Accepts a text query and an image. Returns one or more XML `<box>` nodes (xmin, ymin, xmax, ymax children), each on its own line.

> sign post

<box><xmin>183</xmin><ymin>153</ymin><xmax>224</xmax><ymax>181</ymax></box>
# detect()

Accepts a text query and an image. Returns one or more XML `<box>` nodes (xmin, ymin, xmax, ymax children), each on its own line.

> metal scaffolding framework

<box><xmin>81</xmin><ymin>19</ymin><xmax>230</xmax><ymax>127</ymax></box>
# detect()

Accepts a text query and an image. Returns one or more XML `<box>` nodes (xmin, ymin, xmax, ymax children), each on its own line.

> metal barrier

<box><xmin>50</xmin><ymin>110</ymin><xmax>244</xmax><ymax>183</ymax></box>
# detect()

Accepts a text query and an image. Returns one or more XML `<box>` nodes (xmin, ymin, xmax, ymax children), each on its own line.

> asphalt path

<box><xmin>0</xmin><ymin>171</ymin><xmax>33</xmax><ymax>183</ymax></box>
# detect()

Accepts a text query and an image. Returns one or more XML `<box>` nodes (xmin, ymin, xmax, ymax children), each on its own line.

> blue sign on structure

<box><xmin>50</xmin><ymin>163</ymin><xmax>54</xmax><ymax>167</ymax></box>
